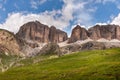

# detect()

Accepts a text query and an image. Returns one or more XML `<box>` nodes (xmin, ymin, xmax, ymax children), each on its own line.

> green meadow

<box><xmin>0</xmin><ymin>48</ymin><xmax>120</xmax><ymax>80</ymax></box>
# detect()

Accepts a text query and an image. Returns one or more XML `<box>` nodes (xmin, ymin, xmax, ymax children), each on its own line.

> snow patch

<box><xmin>75</xmin><ymin>38</ymin><xmax>93</xmax><ymax>44</ymax></box>
<box><xmin>97</xmin><ymin>38</ymin><xmax>109</xmax><ymax>42</ymax></box>
<box><xmin>58</xmin><ymin>40</ymin><xmax>69</xmax><ymax>47</ymax></box>
<box><xmin>110</xmin><ymin>39</ymin><xmax>120</xmax><ymax>42</ymax></box>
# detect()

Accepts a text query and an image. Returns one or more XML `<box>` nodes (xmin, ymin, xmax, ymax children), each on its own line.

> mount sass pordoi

<box><xmin>0</xmin><ymin>21</ymin><xmax>120</xmax><ymax>57</ymax></box>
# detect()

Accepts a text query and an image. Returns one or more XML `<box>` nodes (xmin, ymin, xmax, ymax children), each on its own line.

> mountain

<box><xmin>68</xmin><ymin>24</ymin><xmax>120</xmax><ymax>43</ymax></box>
<box><xmin>16</xmin><ymin>21</ymin><xmax>68</xmax><ymax>43</ymax></box>
<box><xmin>1</xmin><ymin>21</ymin><xmax>120</xmax><ymax>74</ymax></box>
<box><xmin>1</xmin><ymin>21</ymin><xmax>120</xmax><ymax>57</ymax></box>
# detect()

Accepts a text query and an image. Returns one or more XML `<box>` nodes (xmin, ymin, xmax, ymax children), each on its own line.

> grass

<box><xmin>0</xmin><ymin>53</ymin><xmax>18</xmax><ymax>66</ymax></box>
<box><xmin>0</xmin><ymin>48</ymin><xmax>120</xmax><ymax>80</ymax></box>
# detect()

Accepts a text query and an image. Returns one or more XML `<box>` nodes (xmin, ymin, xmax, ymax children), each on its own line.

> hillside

<box><xmin>0</xmin><ymin>48</ymin><xmax>120</xmax><ymax>80</ymax></box>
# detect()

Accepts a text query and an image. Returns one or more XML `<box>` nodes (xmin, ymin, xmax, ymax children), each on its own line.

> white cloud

<box><xmin>110</xmin><ymin>14</ymin><xmax>115</xmax><ymax>20</ymax></box>
<box><xmin>31</xmin><ymin>0</ymin><xmax>38</xmax><ymax>9</ymax></box>
<box><xmin>95</xmin><ymin>22</ymin><xmax>108</xmax><ymax>25</ymax></box>
<box><xmin>111</xmin><ymin>13</ymin><xmax>120</xmax><ymax>25</ymax></box>
<box><xmin>30</xmin><ymin>0</ymin><xmax>47</xmax><ymax>9</ymax></box>
<box><xmin>71</xmin><ymin>24</ymin><xmax>86</xmax><ymax>30</ymax></box>
<box><xmin>39</xmin><ymin>0</ymin><xmax>47</xmax><ymax>5</ymax></box>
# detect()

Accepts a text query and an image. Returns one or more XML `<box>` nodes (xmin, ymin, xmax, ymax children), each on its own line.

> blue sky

<box><xmin>0</xmin><ymin>0</ymin><xmax>120</xmax><ymax>36</ymax></box>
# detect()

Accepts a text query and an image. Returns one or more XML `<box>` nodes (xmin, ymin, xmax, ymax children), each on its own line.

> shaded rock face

<box><xmin>60</xmin><ymin>41</ymin><xmax>106</xmax><ymax>54</ymax></box>
<box><xmin>81</xmin><ymin>41</ymin><xmax>106</xmax><ymax>50</ymax></box>
<box><xmin>68</xmin><ymin>25</ymin><xmax>88</xmax><ymax>43</ymax></box>
<box><xmin>49</xmin><ymin>26</ymin><xmax>68</xmax><ymax>43</ymax></box>
<box><xmin>88</xmin><ymin>25</ymin><xmax>120</xmax><ymax>40</ymax></box>
<box><xmin>17</xmin><ymin>21</ymin><xmax>68</xmax><ymax>43</ymax></box>
<box><xmin>60</xmin><ymin>44</ymin><xmax>81</xmax><ymax>54</ymax></box>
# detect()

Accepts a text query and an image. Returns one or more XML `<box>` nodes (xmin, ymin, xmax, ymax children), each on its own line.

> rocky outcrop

<box><xmin>88</xmin><ymin>25</ymin><xmax>120</xmax><ymax>40</ymax></box>
<box><xmin>0</xmin><ymin>29</ymin><xmax>23</xmax><ymax>56</ymax></box>
<box><xmin>16</xmin><ymin>21</ymin><xmax>50</xmax><ymax>43</ymax></box>
<box><xmin>60</xmin><ymin>41</ymin><xmax>106</xmax><ymax>54</ymax></box>
<box><xmin>39</xmin><ymin>43</ymin><xmax>61</xmax><ymax>56</ymax></box>
<box><xmin>81</xmin><ymin>41</ymin><xmax>106</xmax><ymax>50</ymax></box>
<box><xmin>68</xmin><ymin>25</ymin><xmax>88</xmax><ymax>43</ymax></box>
<box><xmin>16</xmin><ymin>21</ymin><xmax>68</xmax><ymax>43</ymax></box>
<box><xmin>49</xmin><ymin>26</ymin><xmax>68</xmax><ymax>43</ymax></box>
<box><xmin>60</xmin><ymin>44</ymin><xmax>81</xmax><ymax>54</ymax></box>
<box><xmin>69</xmin><ymin>24</ymin><xmax>120</xmax><ymax>43</ymax></box>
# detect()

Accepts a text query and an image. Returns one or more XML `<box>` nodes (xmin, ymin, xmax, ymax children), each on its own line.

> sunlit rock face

<box><xmin>0</xmin><ymin>29</ymin><xmax>23</xmax><ymax>55</ymax></box>
<box><xmin>68</xmin><ymin>25</ymin><xmax>88</xmax><ymax>43</ymax></box>
<box><xmin>68</xmin><ymin>24</ymin><xmax>120</xmax><ymax>43</ymax></box>
<box><xmin>16</xmin><ymin>21</ymin><xmax>68</xmax><ymax>43</ymax></box>
<box><xmin>88</xmin><ymin>25</ymin><xmax>120</xmax><ymax>40</ymax></box>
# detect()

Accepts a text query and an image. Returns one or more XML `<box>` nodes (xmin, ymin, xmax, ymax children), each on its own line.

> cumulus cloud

<box><xmin>111</xmin><ymin>13</ymin><xmax>120</xmax><ymax>25</ymax></box>
<box><xmin>62</xmin><ymin>0</ymin><xmax>95</xmax><ymax>27</ymax></box>
<box><xmin>0</xmin><ymin>11</ymin><xmax>69</xmax><ymax>33</ymax></box>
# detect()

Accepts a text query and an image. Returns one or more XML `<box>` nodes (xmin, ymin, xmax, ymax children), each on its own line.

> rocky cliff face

<box><xmin>68</xmin><ymin>25</ymin><xmax>88</xmax><ymax>43</ymax></box>
<box><xmin>16</xmin><ymin>21</ymin><xmax>50</xmax><ymax>43</ymax></box>
<box><xmin>16</xmin><ymin>21</ymin><xmax>68</xmax><ymax>43</ymax></box>
<box><xmin>88</xmin><ymin>25</ymin><xmax>120</xmax><ymax>40</ymax></box>
<box><xmin>69</xmin><ymin>24</ymin><xmax>120</xmax><ymax>43</ymax></box>
<box><xmin>49</xmin><ymin>26</ymin><xmax>68</xmax><ymax>43</ymax></box>
<box><xmin>0</xmin><ymin>29</ymin><xmax>23</xmax><ymax>56</ymax></box>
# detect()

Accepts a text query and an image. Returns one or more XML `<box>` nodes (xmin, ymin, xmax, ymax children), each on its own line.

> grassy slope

<box><xmin>0</xmin><ymin>48</ymin><xmax>120</xmax><ymax>80</ymax></box>
<box><xmin>0</xmin><ymin>54</ymin><xmax>18</xmax><ymax>66</ymax></box>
